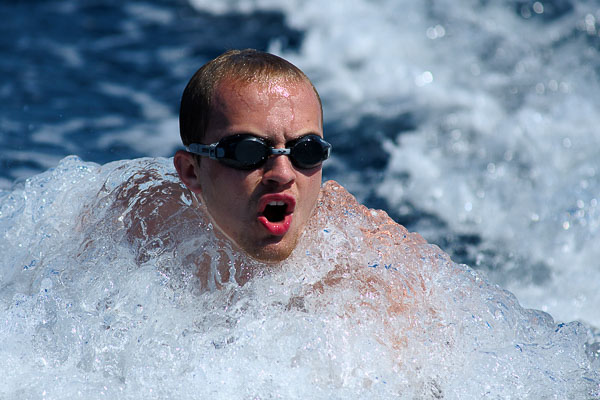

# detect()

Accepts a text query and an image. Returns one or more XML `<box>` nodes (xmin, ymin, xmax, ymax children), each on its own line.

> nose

<box><xmin>261</xmin><ymin>154</ymin><xmax>296</xmax><ymax>187</ymax></box>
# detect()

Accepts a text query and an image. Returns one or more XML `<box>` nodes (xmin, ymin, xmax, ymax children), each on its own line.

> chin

<box><xmin>244</xmin><ymin>237</ymin><xmax>297</xmax><ymax>263</ymax></box>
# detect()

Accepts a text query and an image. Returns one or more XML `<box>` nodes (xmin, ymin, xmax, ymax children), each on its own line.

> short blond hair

<box><xmin>179</xmin><ymin>49</ymin><xmax>322</xmax><ymax>146</ymax></box>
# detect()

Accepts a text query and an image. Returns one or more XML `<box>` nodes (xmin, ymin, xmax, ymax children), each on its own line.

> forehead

<box><xmin>209</xmin><ymin>78</ymin><xmax>322</xmax><ymax>131</ymax></box>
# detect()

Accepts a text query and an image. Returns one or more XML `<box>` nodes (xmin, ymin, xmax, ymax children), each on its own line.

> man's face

<box><xmin>191</xmin><ymin>78</ymin><xmax>323</xmax><ymax>262</ymax></box>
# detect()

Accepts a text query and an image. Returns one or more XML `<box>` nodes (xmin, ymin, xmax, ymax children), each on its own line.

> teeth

<box><xmin>268</xmin><ymin>201</ymin><xmax>286</xmax><ymax>206</ymax></box>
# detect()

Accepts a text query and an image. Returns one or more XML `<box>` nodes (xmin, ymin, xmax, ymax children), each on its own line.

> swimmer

<box><xmin>77</xmin><ymin>49</ymin><xmax>429</xmax><ymax>339</ymax></box>
<box><xmin>173</xmin><ymin>49</ymin><xmax>331</xmax><ymax>263</ymax></box>
<box><xmin>92</xmin><ymin>49</ymin><xmax>421</xmax><ymax>294</ymax></box>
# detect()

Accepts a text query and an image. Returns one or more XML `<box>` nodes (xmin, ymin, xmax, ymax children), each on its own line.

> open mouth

<box><xmin>257</xmin><ymin>196</ymin><xmax>295</xmax><ymax>236</ymax></box>
<box><xmin>263</xmin><ymin>201</ymin><xmax>288</xmax><ymax>222</ymax></box>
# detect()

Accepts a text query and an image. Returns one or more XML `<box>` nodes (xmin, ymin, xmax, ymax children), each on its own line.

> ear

<box><xmin>174</xmin><ymin>150</ymin><xmax>203</xmax><ymax>194</ymax></box>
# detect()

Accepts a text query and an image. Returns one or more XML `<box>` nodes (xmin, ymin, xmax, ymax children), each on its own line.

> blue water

<box><xmin>1</xmin><ymin>0</ymin><xmax>600</xmax><ymax>397</ymax></box>
<box><xmin>4</xmin><ymin>0</ymin><xmax>600</xmax><ymax>324</ymax></box>
<box><xmin>0</xmin><ymin>0</ymin><xmax>302</xmax><ymax>179</ymax></box>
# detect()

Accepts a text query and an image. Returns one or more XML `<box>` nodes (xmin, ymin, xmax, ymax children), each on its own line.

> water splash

<box><xmin>1</xmin><ymin>157</ymin><xmax>598</xmax><ymax>398</ymax></box>
<box><xmin>185</xmin><ymin>0</ymin><xmax>600</xmax><ymax>328</ymax></box>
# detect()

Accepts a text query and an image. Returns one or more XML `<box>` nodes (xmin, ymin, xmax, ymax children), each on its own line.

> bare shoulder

<box><xmin>315</xmin><ymin>180</ymin><xmax>426</xmax><ymax>246</ymax></box>
<box><xmin>77</xmin><ymin>160</ymin><xmax>210</xmax><ymax>262</ymax></box>
<box><xmin>75</xmin><ymin>159</ymin><xmax>249</xmax><ymax>289</ymax></box>
<box><xmin>305</xmin><ymin>179</ymin><xmax>435</xmax><ymax>310</ymax></box>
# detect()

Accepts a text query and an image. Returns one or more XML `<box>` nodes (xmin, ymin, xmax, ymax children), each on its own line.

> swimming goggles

<box><xmin>187</xmin><ymin>134</ymin><xmax>332</xmax><ymax>170</ymax></box>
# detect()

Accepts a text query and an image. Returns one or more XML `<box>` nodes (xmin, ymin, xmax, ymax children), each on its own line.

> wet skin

<box><xmin>174</xmin><ymin>78</ymin><xmax>324</xmax><ymax>262</ymax></box>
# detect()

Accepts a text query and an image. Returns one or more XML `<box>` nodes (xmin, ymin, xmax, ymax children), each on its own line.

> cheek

<box><xmin>301</xmin><ymin>172</ymin><xmax>322</xmax><ymax>216</ymax></box>
<box><xmin>198</xmin><ymin>167</ymin><xmax>233</xmax><ymax>209</ymax></box>
<box><xmin>201</xmin><ymin>167</ymin><xmax>258</xmax><ymax>213</ymax></box>
<box><xmin>200</xmin><ymin>163</ymin><xmax>236</xmax><ymax>192</ymax></box>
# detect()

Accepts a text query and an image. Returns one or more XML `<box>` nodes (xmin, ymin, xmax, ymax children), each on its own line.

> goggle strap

<box><xmin>187</xmin><ymin>143</ymin><xmax>224</xmax><ymax>159</ymax></box>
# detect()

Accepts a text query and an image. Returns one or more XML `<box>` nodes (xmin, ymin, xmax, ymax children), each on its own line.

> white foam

<box><xmin>187</xmin><ymin>0</ymin><xmax>600</xmax><ymax>327</ymax></box>
<box><xmin>0</xmin><ymin>157</ymin><xmax>597</xmax><ymax>398</ymax></box>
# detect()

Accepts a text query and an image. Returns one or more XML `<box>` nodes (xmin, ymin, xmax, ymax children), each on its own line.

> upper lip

<box><xmin>258</xmin><ymin>193</ymin><xmax>296</xmax><ymax>215</ymax></box>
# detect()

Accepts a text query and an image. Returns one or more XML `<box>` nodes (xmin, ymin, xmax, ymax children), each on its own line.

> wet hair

<box><xmin>179</xmin><ymin>49</ymin><xmax>322</xmax><ymax>146</ymax></box>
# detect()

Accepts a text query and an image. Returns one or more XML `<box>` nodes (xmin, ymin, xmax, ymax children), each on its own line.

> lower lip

<box><xmin>258</xmin><ymin>214</ymin><xmax>292</xmax><ymax>236</ymax></box>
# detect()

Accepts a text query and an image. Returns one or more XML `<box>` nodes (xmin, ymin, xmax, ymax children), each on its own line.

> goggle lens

<box><xmin>227</xmin><ymin>137</ymin><xmax>269</xmax><ymax>169</ymax></box>
<box><xmin>289</xmin><ymin>136</ymin><xmax>328</xmax><ymax>169</ymax></box>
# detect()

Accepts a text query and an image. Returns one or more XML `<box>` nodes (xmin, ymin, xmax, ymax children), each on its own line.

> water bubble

<box><xmin>585</xmin><ymin>14</ymin><xmax>595</xmax><ymax>26</ymax></box>
<box><xmin>584</xmin><ymin>14</ymin><xmax>597</xmax><ymax>35</ymax></box>
<box><xmin>531</xmin><ymin>213</ymin><xmax>540</xmax><ymax>222</ymax></box>
<box><xmin>415</xmin><ymin>71</ymin><xmax>433</xmax><ymax>86</ymax></box>
<box><xmin>426</xmin><ymin>25</ymin><xmax>446</xmax><ymax>40</ymax></box>
<box><xmin>40</xmin><ymin>278</ymin><xmax>53</xmax><ymax>292</ymax></box>
<box><xmin>535</xmin><ymin>83</ymin><xmax>545</xmax><ymax>94</ymax></box>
